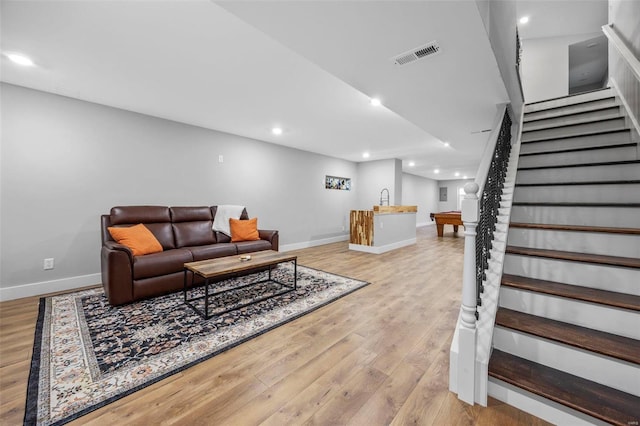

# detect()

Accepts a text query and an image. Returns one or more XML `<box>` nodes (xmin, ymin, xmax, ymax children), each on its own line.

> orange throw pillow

<box><xmin>108</xmin><ymin>223</ymin><xmax>163</xmax><ymax>256</ymax></box>
<box><xmin>230</xmin><ymin>217</ymin><xmax>260</xmax><ymax>242</ymax></box>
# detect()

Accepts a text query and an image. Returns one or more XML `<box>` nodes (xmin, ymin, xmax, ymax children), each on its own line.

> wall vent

<box><xmin>391</xmin><ymin>41</ymin><xmax>441</xmax><ymax>66</ymax></box>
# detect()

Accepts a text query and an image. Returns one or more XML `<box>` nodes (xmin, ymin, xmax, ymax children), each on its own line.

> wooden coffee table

<box><xmin>183</xmin><ymin>250</ymin><xmax>297</xmax><ymax>319</ymax></box>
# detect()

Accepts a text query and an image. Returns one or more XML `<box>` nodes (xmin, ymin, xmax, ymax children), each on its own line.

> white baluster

<box><xmin>457</xmin><ymin>181</ymin><xmax>480</xmax><ymax>404</ymax></box>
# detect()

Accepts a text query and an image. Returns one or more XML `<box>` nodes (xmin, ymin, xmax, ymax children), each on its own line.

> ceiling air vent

<box><xmin>391</xmin><ymin>41</ymin><xmax>441</xmax><ymax>66</ymax></box>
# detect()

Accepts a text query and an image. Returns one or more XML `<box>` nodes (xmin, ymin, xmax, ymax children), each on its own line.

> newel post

<box><xmin>457</xmin><ymin>181</ymin><xmax>479</xmax><ymax>404</ymax></box>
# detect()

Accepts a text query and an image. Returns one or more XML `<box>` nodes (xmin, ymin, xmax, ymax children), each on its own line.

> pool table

<box><xmin>429</xmin><ymin>211</ymin><xmax>463</xmax><ymax>237</ymax></box>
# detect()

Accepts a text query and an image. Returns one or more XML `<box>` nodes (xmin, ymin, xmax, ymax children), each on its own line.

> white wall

<box><xmin>521</xmin><ymin>32</ymin><xmax>602</xmax><ymax>103</ymax></box>
<box><xmin>356</xmin><ymin>159</ymin><xmax>400</xmax><ymax>210</ymax></box>
<box><xmin>437</xmin><ymin>179</ymin><xmax>475</xmax><ymax>212</ymax></box>
<box><xmin>401</xmin><ymin>173</ymin><xmax>439</xmax><ymax>227</ymax></box>
<box><xmin>475</xmin><ymin>0</ymin><xmax>523</xmax><ymax>121</ymax></box>
<box><xmin>608</xmin><ymin>0</ymin><xmax>640</xmax><ymax>135</ymax></box>
<box><xmin>0</xmin><ymin>83</ymin><xmax>358</xmax><ymax>295</ymax></box>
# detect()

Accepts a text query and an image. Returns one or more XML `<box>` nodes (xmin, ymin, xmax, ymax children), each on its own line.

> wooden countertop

<box><xmin>372</xmin><ymin>205</ymin><xmax>418</xmax><ymax>214</ymax></box>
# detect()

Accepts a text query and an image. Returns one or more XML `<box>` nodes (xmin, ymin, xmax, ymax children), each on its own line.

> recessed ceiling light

<box><xmin>5</xmin><ymin>52</ymin><xmax>35</xmax><ymax>66</ymax></box>
<box><xmin>370</xmin><ymin>98</ymin><xmax>382</xmax><ymax>107</ymax></box>
<box><xmin>443</xmin><ymin>142</ymin><xmax>450</xmax><ymax>147</ymax></box>
<box><xmin>455</xmin><ymin>172</ymin><xmax>460</xmax><ymax>177</ymax></box>
<box><xmin>519</xmin><ymin>16</ymin><xmax>529</xmax><ymax>24</ymax></box>
<box><xmin>463</xmin><ymin>175</ymin><xmax>468</xmax><ymax>179</ymax></box>
<box><xmin>434</xmin><ymin>169</ymin><xmax>440</xmax><ymax>174</ymax></box>
<box><xmin>271</xmin><ymin>127</ymin><xmax>283</xmax><ymax>135</ymax></box>
<box><xmin>408</xmin><ymin>161</ymin><xmax>415</xmax><ymax>167</ymax></box>
<box><xmin>362</xmin><ymin>152</ymin><xmax>370</xmax><ymax>159</ymax></box>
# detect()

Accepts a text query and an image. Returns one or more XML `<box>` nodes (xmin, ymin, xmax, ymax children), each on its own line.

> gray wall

<box><xmin>609</xmin><ymin>0</ymin><xmax>640</xmax><ymax>134</ymax></box>
<box><xmin>1</xmin><ymin>83</ymin><xmax>357</xmax><ymax>292</ymax></box>
<box><xmin>356</xmin><ymin>159</ymin><xmax>400</xmax><ymax>209</ymax></box>
<box><xmin>437</xmin><ymin>179</ymin><xmax>475</xmax><ymax>212</ymax></box>
<box><xmin>401</xmin><ymin>173</ymin><xmax>439</xmax><ymax>226</ymax></box>
<box><xmin>476</xmin><ymin>0</ymin><xmax>523</xmax><ymax>120</ymax></box>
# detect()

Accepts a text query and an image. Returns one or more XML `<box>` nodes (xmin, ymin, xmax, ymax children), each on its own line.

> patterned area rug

<box><xmin>25</xmin><ymin>264</ymin><xmax>369</xmax><ymax>425</ymax></box>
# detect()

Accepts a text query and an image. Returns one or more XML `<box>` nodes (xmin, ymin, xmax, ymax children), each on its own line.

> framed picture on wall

<box><xmin>325</xmin><ymin>175</ymin><xmax>351</xmax><ymax>190</ymax></box>
<box><xmin>439</xmin><ymin>187</ymin><xmax>447</xmax><ymax>202</ymax></box>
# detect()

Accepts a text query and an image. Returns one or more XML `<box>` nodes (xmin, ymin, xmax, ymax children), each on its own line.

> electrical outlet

<box><xmin>380</xmin><ymin>221</ymin><xmax>384</xmax><ymax>229</ymax></box>
<box><xmin>44</xmin><ymin>258</ymin><xmax>54</xmax><ymax>270</ymax></box>
<box><xmin>218</xmin><ymin>155</ymin><xmax>224</xmax><ymax>163</ymax></box>
<box><xmin>341</xmin><ymin>225</ymin><xmax>345</xmax><ymax>232</ymax></box>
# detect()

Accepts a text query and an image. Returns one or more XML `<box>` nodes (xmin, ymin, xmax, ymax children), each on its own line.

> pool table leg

<box><xmin>453</xmin><ymin>225</ymin><xmax>459</xmax><ymax>233</ymax></box>
<box><xmin>436</xmin><ymin>223</ymin><xmax>444</xmax><ymax>237</ymax></box>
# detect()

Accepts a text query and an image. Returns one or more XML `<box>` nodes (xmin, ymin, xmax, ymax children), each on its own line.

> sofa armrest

<box><xmin>258</xmin><ymin>229</ymin><xmax>279</xmax><ymax>251</ymax></box>
<box><xmin>104</xmin><ymin>240</ymin><xmax>134</xmax><ymax>260</ymax></box>
<box><xmin>101</xmin><ymin>245</ymin><xmax>134</xmax><ymax>305</ymax></box>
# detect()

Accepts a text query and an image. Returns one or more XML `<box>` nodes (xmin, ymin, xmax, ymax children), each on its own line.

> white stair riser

<box><xmin>488</xmin><ymin>379</ymin><xmax>611</xmax><ymax>426</ymax></box>
<box><xmin>510</xmin><ymin>205</ymin><xmax>640</xmax><ymax>228</ymax></box>
<box><xmin>498</xmin><ymin>287</ymin><xmax>640</xmax><ymax>339</ymax></box>
<box><xmin>518</xmin><ymin>145</ymin><xmax>638</xmax><ymax>168</ymax></box>
<box><xmin>522</xmin><ymin>118</ymin><xmax>627</xmax><ymax>142</ymax></box>
<box><xmin>519</xmin><ymin>131</ymin><xmax>632</xmax><ymax>154</ymax></box>
<box><xmin>524</xmin><ymin>88</ymin><xmax>614</xmax><ymax>113</ymax></box>
<box><xmin>523</xmin><ymin>108</ymin><xmax>621</xmax><ymax>132</ymax></box>
<box><xmin>524</xmin><ymin>98</ymin><xmax>618</xmax><ymax>122</ymax></box>
<box><xmin>506</xmin><ymin>228</ymin><xmax>640</xmax><ymax>258</ymax></box>
<box><xmin>503</xmin><ymin>254</ymin><xmax>640</xmax><ymax>295</ymax></box>
<box><xmin>493</xmin><ymin>327</ymin><xmax>640</xmax><ymax>395</ymax></box>
<box><xmin>516</xmin><ymin>163</ymin><xmax>640</xmax><ymax>184</ymax></box>
<box><xmin>513</xmin><ymin>183</ymin><xmax>640</xmax><ymax>203</ymax></box>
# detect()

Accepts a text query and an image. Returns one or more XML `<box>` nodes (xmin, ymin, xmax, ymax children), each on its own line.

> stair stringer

<box><xmin>473</xmin><ymin>126</ymin><xmax>522</xmax><ymax>406</ymax></box>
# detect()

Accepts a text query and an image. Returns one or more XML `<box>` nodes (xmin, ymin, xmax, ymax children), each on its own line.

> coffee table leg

<box><xmin>204</xmin><ymin>277</ymin><xmax>210</xmax><ymax>319</ymax></box>
<box><xmin>183</xmin><ymin>269</ymin><xmax>187</xmax><ymax>303</ymax></box>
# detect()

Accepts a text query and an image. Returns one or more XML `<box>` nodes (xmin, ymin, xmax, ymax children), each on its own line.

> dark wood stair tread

<box><xmin>506</xmin><ymin>245</ymin><xmax>640</xmax><ymax>269</ymax></box>
<box><xmin>496</xmin><ymin>308</ymin><xmax>640</xmax><ymax>364</ymax></box>
<box><xmin>522</xmin><ymin>116</ymin><xmax>623</xmax><ymax>134</ymax></box>
<box><xmin>502</xmin><ymin>274</ymin><xmax>640</xmax><ymax>311</ymax></box>
<box><xmin>524</xmin><ymin>99</ymin><xmax>617</xmax><ymax>122</ymax></box>
<box><xmin>516</xmin><ymin>179</ymin><xmax>640</xmax><ymax>187</ymax></box>
<box><xmin>524</xmin><ymin>87</ymin><xmax>612</xmax><ymax>106</ymax></box>
<box><xmin>489</xmin><ymin>349</ymin><xmax>640</xmax><ymax>426</ymax></box>
<box><xmin>502</xmin><ymin>274</ymin><xmax>640</xmax><ymax>312</ymax></box>
<box><xmin>519</xmin><ymin>141</ymin><xmax>634</xmax><ymax>156</ymax></box>
<box><xmin>523</xmin><ymin>106</ymin><xmax>620</xmax><ymax>127</ymax></box>
<box><xmin>509</xmin><ymin>222</ymin><xmax>640</xmax><ymax>235</ymax></box>
<box><xmin>518</xmin><ymin>159</ymin><xmax>640</xmax><ymax>170</ymax></box>
<box><xmin>512</xmin><ymin>202</ymin><xmax>640</xmax><ymax>208</ymax></box>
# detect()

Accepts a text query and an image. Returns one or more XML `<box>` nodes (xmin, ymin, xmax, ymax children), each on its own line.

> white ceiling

<box><xmin>1</xmin><ymin>1</ymin><xmax>605</xmax><ymax>181</ymax></box>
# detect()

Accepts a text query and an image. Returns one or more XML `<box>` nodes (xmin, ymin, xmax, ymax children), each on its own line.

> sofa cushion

<box><xmin>235</xmin><ymin>239</ymin><xmax>273</xmax><ymax>254</ymax></box>
<box><xmin>173</xmin><ymin>221</ymin><xmax>217</xmax><ymax>247</ymax></box>
<box><xmin>110</xmin><ymin>206</ymin><xmax>170</xmax><ymax>225</ymax></box>
<box><xmin>133</xmin><ymin>248</ymin><xmax>193</xmax><ymax>280</ymax></box>
<box><xmin>170</xmin><ymin>206</ymin><xmax>212</xmax><ymax>222</ymax></box>
<box><xmin>187</xmin><ymin>243</ymin><xmax>238</xmax><ymax>261</ymax></box>
<box><xmin>107</xmin><ymin>224</ymin><xmax>163</xmax><ymax>256</ymax></box>
<box><xmin>170</xmin><ymin>206</ymin><xmax>216</xmax><ymax>247</ymax></box>
<box><xmin>110</xmin><ymin>206</ymin><xmax>175</xmax><ymax>249</ymax></box>
<box><xmin>230</xmin><ymin>217</ymin><xmax>260</xmax><ymax>242</ymax></box>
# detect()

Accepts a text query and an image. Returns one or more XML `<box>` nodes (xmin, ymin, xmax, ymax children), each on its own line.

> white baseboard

<box><xmin>280</xmin><ymin>234</ymin><xmax>349</xmax><ymax>252</ymax></box>
<box><xmin>348</xmin><ymin>237</ymin><xmax>416</xmax><ymax>254</ymax></box>
<box><xmin>417</xmin><ymin>221</ymin><xmax>434</xmax><ymax>227</ymax></box>
<box><xmin>0</xmin><ymin>273</ymin><xmax>102</xmax><ymax>302</ymax></box>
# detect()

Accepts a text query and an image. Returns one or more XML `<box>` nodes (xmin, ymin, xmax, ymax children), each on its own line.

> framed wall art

<box><xmin>325</xmin><ymin>175</ymin><xmax>351</xmax><ymax>191</ymax></box>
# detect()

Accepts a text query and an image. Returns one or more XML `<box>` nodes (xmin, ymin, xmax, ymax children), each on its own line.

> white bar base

<box><xmin>348</xmin><ymin>237</ymin><xmax>416</xmax><ymax>254</ymax></box>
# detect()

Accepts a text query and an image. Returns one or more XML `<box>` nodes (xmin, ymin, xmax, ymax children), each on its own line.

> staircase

<box><xmin>487</xmin><ymin>88</ymin><xmax>640</xmax><ymax>425</ymax></box>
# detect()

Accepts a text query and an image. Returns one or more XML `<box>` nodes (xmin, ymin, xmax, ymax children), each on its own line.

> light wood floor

<box><xmin>0</xmin><ymin>225</ymin><xmax>550</xmax><ymax>425</ymax></box>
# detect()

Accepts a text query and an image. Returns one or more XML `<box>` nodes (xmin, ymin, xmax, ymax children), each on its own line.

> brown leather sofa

<box><xmin>100</xmin><ymin>205</ymin><xmax>279</xmax><ymax>305</ymax></box>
